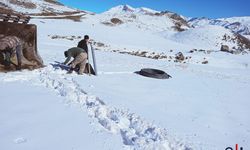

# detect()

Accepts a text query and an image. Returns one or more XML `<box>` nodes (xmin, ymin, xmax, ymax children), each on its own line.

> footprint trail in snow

<box><xmin>1</xmin><ymin>65</ymin><xmax>194</xmax><ymax>150</ymax></box>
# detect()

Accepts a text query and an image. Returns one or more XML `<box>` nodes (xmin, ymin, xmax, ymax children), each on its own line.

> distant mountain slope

<box><xmin>169</xmin><ymin>25</ymin><xmax>250</xmax><ymax>50</ymax></box>
<box><xmin>0</xmin><ymin>0</ymin><xmax>88</xmax><ymax>16</ymax></box>
<box><xmin>98</xmin><ymin>5</ymin><xmax>190</xmax><ymax>32</ymax></box>
<box><xmin>188</xmin><ymin>17</ymin><xmax>250</xmax><ymax>37</ymax></box>
<box><xmin>220</xmin><ymin>16</ymin><xmax>250</xmax><ymax>28</ymax></box>
<box><xmin>96</xmin><ymin>5</ymin><xmax>250</xmax><ymax>51</ymax></box>
<box><xmin>104</xmin><ymin>5</ymin><xmax>160</xmax><ymax>15</ymax></box>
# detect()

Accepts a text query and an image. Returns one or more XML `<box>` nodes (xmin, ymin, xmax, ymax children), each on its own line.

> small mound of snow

<box><xmin>14</xmin><ymin>137</ymin><xmax>27</xmax><ymax>144</ymax></box>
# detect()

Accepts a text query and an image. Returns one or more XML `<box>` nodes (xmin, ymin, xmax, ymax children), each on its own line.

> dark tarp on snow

<box><xmin>135</xmin><ymin>68</ymin><xmax>172</xmax><ymax>79</ymax></box>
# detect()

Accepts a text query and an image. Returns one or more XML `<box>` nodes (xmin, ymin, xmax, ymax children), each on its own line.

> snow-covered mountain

<box><xmin>221</xmin><ymin>16</ymin><xmax>250</xmax><ymax>28</ymax></box>
<box><xmin>169</xmin><ymin>25</ymin><xmax>250</xmax><ymax>50</ymax></box>
<box><xmin>188</xmin><ymin>17</ymin><xmax>250</xmax><ymax>37</ymax></box>
<box><xmin>104</xmin><ymin>4</ymin><xmax>160</xmax><ymax>15</ymax></box>
<box><xmin>95</xmin><ymin>5</ymin><xmax>250</xmax><ymax>51</ymax></box>
<box><xmin>1</xmin><ymin>2</ymin><xmax>250</xmax><ymax>150</ymax></box>
<box><xmin>99</xmin><ymin>5</ymin><xmax>190</xmax><ymax>32</ymax></box>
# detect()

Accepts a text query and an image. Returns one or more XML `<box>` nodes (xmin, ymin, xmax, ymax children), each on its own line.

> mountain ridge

<box><xmin>1</xmin><ymin>2</ymin><xmax>250</xmax><ymax>51</ymax></box>
<box><xmin>0</xmin><ymin>0</ymin><xmax>88</xmax><ymax>16</ymax></box>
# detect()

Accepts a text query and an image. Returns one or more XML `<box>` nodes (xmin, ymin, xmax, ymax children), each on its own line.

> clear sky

<box><xmin>58</xmin><ymin>0</ymin><xmax>250</xmax><ymax>18</ymax></box>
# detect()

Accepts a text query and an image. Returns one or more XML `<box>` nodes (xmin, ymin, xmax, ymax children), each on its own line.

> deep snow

<box><xmin>1</xmin><ymin>7</ymin><xmax>250</xmax><ymax>150</ymax></box>
<box><xmin>0</xmin><ymin>81</ymin><xmax>122</xmax><ymax>150</ymax></box>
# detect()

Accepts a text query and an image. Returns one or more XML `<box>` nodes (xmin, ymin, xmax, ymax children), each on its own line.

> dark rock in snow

<box><xmin>202</xmin><ymin>60</ymin><xmax>208</xmax><ymax>64</ymax></box>
<box><xmin>220</xmin><ymin>45</ymin><xmax>230</xmax><ymax>52</ymax></box>
<box><xmin>175</xmin><ymin>52</ymin><xmax>185</xmax><ymax>61</ymax></box>
<box><xmin>111</xmin><ymin>18</ymin><xmax>123</xmax><ymax>25</ymax></box>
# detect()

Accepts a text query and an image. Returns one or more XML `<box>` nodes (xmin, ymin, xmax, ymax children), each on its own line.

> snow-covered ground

<box><xmin>1</xmin><ymin>13</ymin><xmax>250</xmax><ymax>150</ymax></box>
<box><xmin>0</xmin><ymin>81</ymin><xmax>122</xmax><ymax>150</ymax></box>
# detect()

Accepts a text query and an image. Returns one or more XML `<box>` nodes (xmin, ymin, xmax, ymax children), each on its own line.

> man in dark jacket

<box><xmin>77</xmin><ymin>35</ymin><xmax>89</xmax><ymax>54</ymax></box>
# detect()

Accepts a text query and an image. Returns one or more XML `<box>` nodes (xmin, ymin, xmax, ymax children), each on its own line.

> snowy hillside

<box><xmin>1</xmin><ymin>3</ymin><xmax>250</xmax><ymax>150</ymax></box>
<box><xmin>220</xmin><ymin>17</ymin><xmax>250</xmax><ymax>39</ymax></box>
<box><xmin>98</xmin><ymin>5</ymin><xmax>190</xmax><ymax>32</ymax></box>
<box><xmin>94</xmin><ymin>5</ymin><xmax>250</xmax><ymax>51</ymax></box>
<box><xmin>104</xmin><ymin>5</ymin><xmax>160</xmax><ymax>15</ymax></box>
<box><xmin>221</xmin><ymin>16</ymin><xmax>250</xmax><ymax>28</ymax></box>
<box><xmin>188</xmin><ymin>17</ymin><xmax>250</xmax><ymax>38</ymax></box>
<box><xmin>0</xmin><ymin>0</ymin><xmax>87</xmax><ymax>16</ymax></box>
<box><xmin>169</xmin><ymin>25</ymin><xmax>249</xmax><ymax>50</ymax></box>
<box><xmin>1</xmin><ymin>17</ymin><xmax>250</xmax><ymax>150</ymax></box>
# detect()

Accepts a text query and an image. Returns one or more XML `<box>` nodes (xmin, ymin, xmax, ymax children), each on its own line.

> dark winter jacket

<box><xmin>64</xmin><ymin>47</ymin><xmax>85</xmax><ymax>65</ymax></box>
<box><xmin>77</xmin><ymin>39</ymin><xmax>88</xmax><ymax>54</ymax></box>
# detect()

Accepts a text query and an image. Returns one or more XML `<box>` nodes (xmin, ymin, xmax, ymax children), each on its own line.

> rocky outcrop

<box><xmin>221</xmin><ymin>33</ymin><xmax>250</xmax><ymax>51</ymax></box>
<box><xmin>155</xmin><ymin>11</ymin><xmax>190</xmax><ymax>31</ymax></box>
<box><xmin>102</xmin><ymin>18</ymin><xmax>124</xmax><ymax>26</ymax></box>
<box><xmin>9</xmin><ymin>0</ymin><xmax>37</xmax><ymax>9</ymax></box>
<box><xmin>235</xmin><ymin>34</ymin><xmax>250</xmax><ymax>50</ymax></box>
<box><xmin>111</xmin><ymin>18</ymin><xmax>123</xmax><ymax>25</ymax></box>
<box><xmin>49</xmin><ymin>35</ymin><xmax>82</xmax><ymax>41</ymax></box>
<box><xmin>0</xmin><ymin>0</ymin><xmax>88</xmax><ymax>18</ymax></box>
<box><xmin>175</xmin><ymin>52</ymin><xmax>185</xmax><ymax>61</ymax></box>
<box><xmin>220</xmin><ymin>45</ymin><xmax>230</xmax><ymax>52</ymax></box>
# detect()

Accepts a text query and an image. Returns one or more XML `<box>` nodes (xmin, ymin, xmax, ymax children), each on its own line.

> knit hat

<box><xmin>84</xmin><ymin>35</ymin><xmax>89</xmax><ymax>39</ymax></box>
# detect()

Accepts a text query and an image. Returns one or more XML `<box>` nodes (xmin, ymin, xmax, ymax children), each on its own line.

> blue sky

<box><xmin>58</xmin><ymin>0</ymin><xmax>250</xmax><ymax>18</ymax></box>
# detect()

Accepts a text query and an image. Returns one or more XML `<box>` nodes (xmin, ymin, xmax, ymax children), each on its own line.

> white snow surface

<box><xmin>1</xmin><ymin>13</ymin><xmax>250</xmax><ymax>150</ymax></box>
<box><xmin>0</xmin><ymin>81</ymin><xmax>123</xmax><ymax>150</ymax></box>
